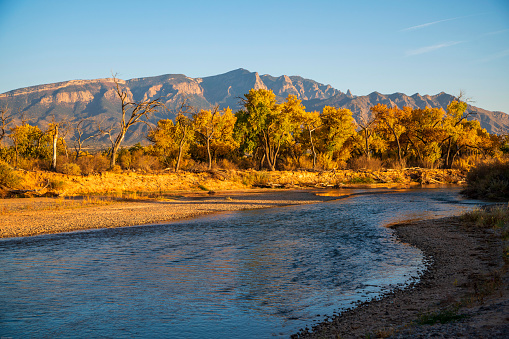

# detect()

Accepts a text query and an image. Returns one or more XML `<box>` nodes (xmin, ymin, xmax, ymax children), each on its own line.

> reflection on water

<box><xmin>0</xmin><ymin>188</ymin><xmax>480</xmax><ymax>338</ymax></box>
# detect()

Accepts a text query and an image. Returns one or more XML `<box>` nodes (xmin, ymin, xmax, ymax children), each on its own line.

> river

<box><xmin>0</xmin><ymin>188</ymin><xmax>481</xmax><ymax>338</ymax></box>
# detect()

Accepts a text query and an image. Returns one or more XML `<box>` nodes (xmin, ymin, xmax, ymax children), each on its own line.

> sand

<box><xmin>0</xmin><ymin>189</ymin><xmax>336</xmax><ymax>238</ymax></box>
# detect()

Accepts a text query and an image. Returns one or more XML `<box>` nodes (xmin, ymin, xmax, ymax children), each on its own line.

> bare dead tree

<box><xmin>72</xmin><ymin>118</ymin><xmax>99</xmax><ymax>160</ymax></box>
<box><xmin>96</xmin><ymin>119</ymin><xmax>116</xmax><ymax>154</ymax></box>
<box><xmin>0</xmin><ymin>105</ymin><xmax>13</xmax><ymax>145</ymax></box>
<box><xmin>46</xmin><ymin>115</ymin><xmax>69</xmax><ymax>171</ymax></box>
<box><xmin>110</xmin><ymin>74</ymin><xmax>166</xmax><ymax>167</ymax></box>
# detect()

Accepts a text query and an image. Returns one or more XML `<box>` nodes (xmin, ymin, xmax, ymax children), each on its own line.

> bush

<box><xmin>348</xmin><ymin>156</ymin><xmax>383</xmax><ymax>171</ymax></box>
<box><xmin>109</xmin><ymin>164</ymin><xmax>122</xmax><ymax>173</ymax></box>
<box><xmin>316</xmin><ymin>153</ymin><xmax>337</xmax><ymax>170</ymax></box>
<box><xmin>462</xmin><ymin>159</ymin><xmax>509</xmax><ymax>201</ymax></box>
<box><xmin>47</xmin><ymin>178</ymin><xmax>66</xmax><ymax>190</ymax></box>
<box><xmin>241</xmin><ymin>171</ymin><xmax>270</xmax><ymax>186</ymax></box>
<box><xmin>0</xmin><ymin>161</ymin><xmax>23</xmax><ymax>189</ymax></box>
<box><xmin>131</xmin><ymin>154</ymin><xmax>161</xmax><ymax>171</ymax></box>
<box><xmin>77</xmin><ymin>154</ymin><xmax>109</xmax><ymax>175</ymax></box>
<box><xmin>217</xmin><ymin>159</ymin><xmax>238</xmax><ymax>170</ymax></box>
<box><xmin>60</xmin><ymin>162</ymin><xmax>82</xmax><ymax>176</ymax></box>
<box><xmin>463</xmin><ymin>205</ymin><xmax>509</xmax><ymax>229</ymax></box>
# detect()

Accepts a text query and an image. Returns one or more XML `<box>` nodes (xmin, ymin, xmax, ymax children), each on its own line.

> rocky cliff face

<box><xmin>0</xmin><ymin>68</ymin><xmax>507</xmax><ymax>145</ymax></box>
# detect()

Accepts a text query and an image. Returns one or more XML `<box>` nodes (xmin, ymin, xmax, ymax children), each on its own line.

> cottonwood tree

<box><xmin>403</xmin><ymin>107</ymin><xmax>447</xmax><ymax>168</ymax></box>
<box><xmin>296</xmin><ymin>110</ymin><xmax>322</xmax><ymax>169</ymax></box>
<box><xmin>441</xmin><ymin>98</ymin><xmax>478</xmax><ymax>168</ymax></box>
<box><xmin>356</xmin><ymin>112</ymin><xmax>379</xmax><ymax>159</ymax></box>
<box><xmin>109</xmin><ymin>75</ymin><xmax>166</xmax><ymax>168</ymax></box>
<box><xmin>192</xmin><ymin>106</ymin><xmax>237</xmax><ymax>170</ymax></box>
<box><xmin>318</xmin><ymin>106</ymin><xmax>356</xmax><ymax>166</ymax></box>
<box><xmin>9</xmin><ymin>123</ymin><xmax>51</xmax><ymax>168</ymax></box>
<box><xmin>235</xmin><ymin>90</ymin><xmax>299</xmax><ymax>171</ymax></box>
<box><xmin>173</xmin><ymin>100</ymin><xmax>194</xmax><ymax>172</ymax></box>
<box><xmin>371</xmin><ymin>104</ymin><xmax>409</xmax><ymax>167</ymax></box>
<box><xmin>147</xmin><ymin>99</ymin><xmax>194</xmax><ymax>172</ymax></box>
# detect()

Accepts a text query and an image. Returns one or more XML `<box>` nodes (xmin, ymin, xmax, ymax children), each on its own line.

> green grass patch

<box><xmin>417</xmin><ymin>308</ymin><xmax>467</xmax><ymax>325</ymax></box>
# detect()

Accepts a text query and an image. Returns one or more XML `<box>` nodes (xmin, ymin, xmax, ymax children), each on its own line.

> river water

<box><xmin>0</xmin><ymin>188</ymin><xmax>480</xmax><ymax>338</ymax></box>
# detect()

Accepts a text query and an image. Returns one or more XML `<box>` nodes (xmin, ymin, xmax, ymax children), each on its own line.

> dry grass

<box><xmin>0</xmin><ymin>196</ymin><xmax>115</xmax><ymax>215</ymax></box>
<box><xmin>0</xmin><ymin>167</ymin><xmax>468</xmax><ymax>199</ymax></box>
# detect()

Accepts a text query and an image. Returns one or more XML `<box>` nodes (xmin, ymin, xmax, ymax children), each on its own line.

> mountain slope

<box><xmin>0</xmin><ymin>69</ymin><xmax>507</xmax><ymax>146</ymax></box>
<box><xmin>304</xmin><ymin>91</ymin><xmax>509</xmax><ymax>135</ymax></box>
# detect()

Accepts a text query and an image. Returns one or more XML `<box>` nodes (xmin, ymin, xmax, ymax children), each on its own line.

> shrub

<box><xmin>60</xmin><ymin>162</ymin><xmax>82</xmax><ymax>176</ymax></box>
<box><xmin>109</xmin><ymin>164</ymin><xmax>122</xmax><ymax>173</ymax></box>
<box><xmin>47</xmin><ymin>178</ymin><xmax>66</xmax><ymax>190</ymax></box>
<box><xmin>348</xmin><ymin>156</ymin><xmax>383</xmax><ymax>171</ymax></box>
<box><xmin>462</xmin><ymin>159</ymin><xmax>509</xmax><ymax>201</ymax></box>
<box><xmin>316</xmin><ymin>153</ymin><xmax>337</xmax><ymax>170</ymax></box>
<box><xmin>217</xmin><ymin>159</ymin><xmax>238</xmax><ymax>170</ymax></box>
<box><xmin>241</xmin><ymin>171</ymin><xmax>270</xmax><ymax>186</ymax></box>
<box><xmin>383</xmin><ymin>158</ymin><xmax>407</xmax><ymax>170</ymax></box>
<box><xmin>77</xmin><ymin>154</ymin><xmax>109</xmax><ymax>175</ymax></box>
<box><xmin>132</xmin><ymin>154</ymin><xmax>161</xmax><ymax>171</ymax></box>
<box><xmin>463</xmin><ymin>205</ymin><xmax>509</xmax><ymax>229</ymax></box>
<box><xmin>0</xmin><ymin>161</ymin><xmax>23</xmax><ymax>189</ymax></box>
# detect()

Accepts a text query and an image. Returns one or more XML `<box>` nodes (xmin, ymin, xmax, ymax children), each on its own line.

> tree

<box><xmin>235</xmin><ymin>90</ymin><xmax>299</xmax><ymax>171</ymax></box>
<box><xmin>441</xmin><ymin>99</ymin><xmax>476</xmax><ymax>168</ymax></box>
<box><xmin>109</xmin><ymin>75</ymin><xmax>165</xmax><ymax>168</ymax></box>
<box><xmin>173</xmin><ymin>100</ymin><xmax>194</xmax><ymax>172</ymax></box>
<box><xmin>9</xmin><ymin>123</ymin><xmax>51</xmax><ymax>168</ymax></box>
<box><xmin>0</xmin><ymin>106</ymin><xmax>13</xmax><ymax>145</ymax></box>
<box><xmin>296</xmin><ymin>110</ymin><xmax>322</xmax><ymax>169</ymax></box>
<box><xmin>318</xmin><ymin>106</ymin><xmax>356</xmax><ymax>165</ymax></box>
<box><xmin>147</xmin><ymin>99</ymin><xmax>194</xmax><ymax>172</ymax></box>
<box><xmin>402</xmin><ymin>107</ymin><xmax>447</xmax><ymax>167</ymax></box>
<box><xmin>371</xmin><ymin>104</ymin><xmax>409</xmax><ymax>166</ymax></box>
<box><xmin>192</xmin><ymin>106</ymin><xmax>237</xmax><ymax>170</ymax></box>
<box><xmin>356</xmin><ymin>112</ymin><xmax>378</xmax><ymax>159</ymax></box>
<box><xmin>46</xmin><ymin>116</ymin><xmax>69</xmax><ymax>171</ymax></box>
<box><xmin>72</xmin><ymin>118</ymin><xmax>98</xmax><ymax>161</ymax></box>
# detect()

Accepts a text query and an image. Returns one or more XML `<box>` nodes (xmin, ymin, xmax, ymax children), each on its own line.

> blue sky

<box><xmin>0</xmin><ymin>0</ymin><xmax>508</xmax><ymax>112</ymax></box>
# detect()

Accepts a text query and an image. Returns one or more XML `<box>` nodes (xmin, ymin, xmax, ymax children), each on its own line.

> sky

<box><xmin>0</xmin><ymin>0</ymin><xmax>508</xmax><ymax>112</ymax></box>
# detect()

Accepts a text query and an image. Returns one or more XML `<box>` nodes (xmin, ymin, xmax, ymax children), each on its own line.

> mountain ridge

<box><xmin>1</xmin><ymin>69</ymin><xmax>507</xmax><ymax>145</ymax></box>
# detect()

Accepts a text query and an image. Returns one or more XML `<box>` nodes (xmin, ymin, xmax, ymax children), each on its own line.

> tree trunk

<box><xmin>258</xmin><ymin>152</ymin><xmax>265</xmax><ymax>171</ymax></box>
<box><xmin>364</xmin><ymin>129</ymin><xmax>370</xmax><ymax>159</ymax></box>
<box><xmin>445</xmin><ymin>138</ymin><xmax>453</xmax><ymax>169</ymax></box>
<box><xmin>51</xmin><ymin>126</ymin><xmax>58</xmax><ymax>171</ymax></box>
<box><xmin>176</xmin><ymin>137</ymin><xmax>185</xmax><ymax>172</ymax></box>
<box><xmin>309</xmin><ymin>129</ymin><xmax>317</xmax><ymax>169</ymax></box>
<box><xmin>110</xmin><ymin>131</ymin><xmax>125</xmax><ymax>168</ymax></box>
<box><xmin>395</xmin><ymin>136</ymin><xmax>402</xmax><ymax>167</ymax></box>
<box><xmin>206</xmin><ymin>137</ymin><xmax>212</xmax><ymax>170</ymax></box>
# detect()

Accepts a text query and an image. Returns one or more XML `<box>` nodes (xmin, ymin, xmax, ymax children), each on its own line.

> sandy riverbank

<box><xmin>295</xmin><ymin>216</ymin><xmax>509</xmax><ymax>338</ymax></box>
<box><xmin>1</xmin><ymin>189</ymin><xmax>507</xmax><ymax>337</ymax></box>
<box><xmin>0</xmin><ymin>189</ymin><xmax>337</xmax><ymax>238</ymax></box>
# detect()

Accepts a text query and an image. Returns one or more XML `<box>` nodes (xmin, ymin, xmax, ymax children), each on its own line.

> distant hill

<box><xmin>0</xmin><ymin>68</ymin><xmax>507</xmax><ymax>145</ymax></box>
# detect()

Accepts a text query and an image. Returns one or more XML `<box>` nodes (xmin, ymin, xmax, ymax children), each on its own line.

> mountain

<box><xmin>303</xmin><ymin>91</ymin><xmax>509</xmax><ymax>135</ymax></box>
<box><xmin>0</xmin><ymin>68</ymin><xmax>507</xmax><ymax>145</ymax></box>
